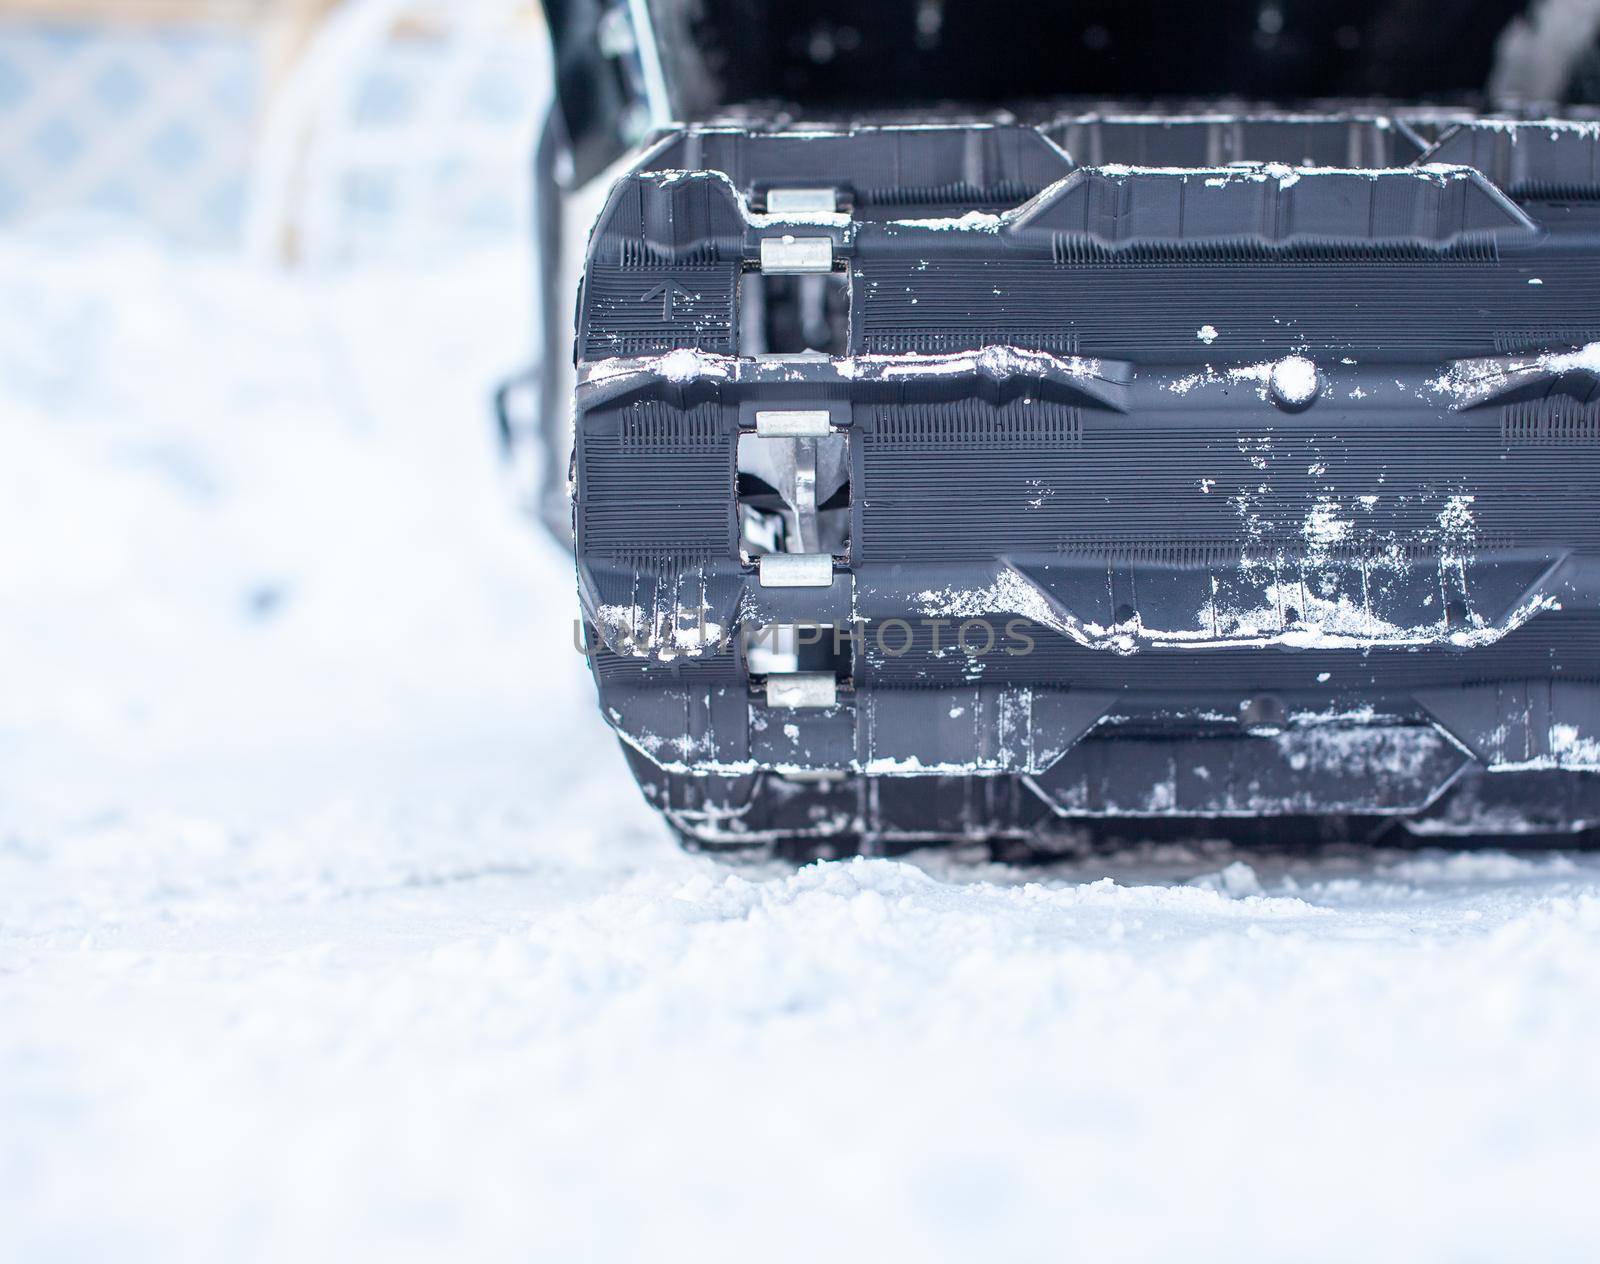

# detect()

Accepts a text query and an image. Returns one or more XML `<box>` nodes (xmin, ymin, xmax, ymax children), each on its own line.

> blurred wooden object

<box><xmin>261</xmin><ymin>0</ymin><xmax>344</xmax><ymax>93</ymax></box>
<box><xmin>0</xmin><ymin>1</ymin><xmax>269</xmax><ymax>22</ymax></box>
<box><xmin>0</xmin><ymin>0</ymin><xmax>347</xmax><ymax>96</ymax></box>
<box><xmin>0</xmin><ymin>0</ymin><xmax>548</xmax><ymax>261</ymax></box>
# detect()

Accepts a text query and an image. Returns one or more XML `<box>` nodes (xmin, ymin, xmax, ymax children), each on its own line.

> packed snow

<box><xmin>1269</xmin><ymin>352</ymin><xmax>1320</xmax><ymax>405</ymax></box>
<box><xmin>1428</xmin><ymin>339</ymin><xmax>1600</xmax><ymax>407</ymax></box>
<box><xmin>6</xmin><ymin>233</ymin><xmax>1600</xmax><ymax>1263</ymax></box>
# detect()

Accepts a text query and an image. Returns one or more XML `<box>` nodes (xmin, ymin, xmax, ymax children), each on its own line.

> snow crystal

<box><xmin>1436</xmin><ymin>495</ymin><xmax>1476</xmax><ymax>556</ymax></box>
<box><xmin>1093</xmin><ymin>161</ymin><xmax>1434</xmax><ymax>188</ymax></box>
<box><xmin>657</xmin><ymin>347</ymin><xmax>723</xmax><ymax>382</ymax></box>
<box><xmin>1168</xmin><ymin>357</ymin><xmax>1320</xmax><ymax>405</ymax></box>
<box><xmin>856</xmin><ymin>345</ymin><xmax>1106</xmax><ymax>383</ymax></box>
<box><xmin>596</xmin><ymin>601</ymin><xmax>724</xmax><ymax>659</ymax></box>
<box><xmin>1540</xmin><ymin>342</ymin><xmax>1600</xmax><ymax>374</ymax></box>
<box><xmin>890</xmin><ymin>209</ymin><xmax>1005</xmax><ymax>232</ymax></box>
<box><xmin>1551</xmin><ymin>724</ymin><xmax>1600</xmax><ymax>768</ymax></box>
<box><xmin>1490</xmin><ymin>723</ymin><xmax>1600</xmax><ymax>772</ymax></box>
<box><xmin>1269</xmin><ymin>354</ymin><xmax>1319</xmax><ymax>405</ymax></box>
<box><xmin>1191</xmin><ymin>861</ymin><xmax>1266</xmax><ymax>897</ymax></box>
<box><xmin>1303</xmin><ymin>498</ymin><xmax>1352</xmax><ymax>548</ymax></box>
<box><xmin>658</xmin><ymin>166</ymin><xmax>854</xmax><ymax>228</ymax></box>
<box><xmin>1196</xmin><ymin>324</ymin><xmax>1219</xmax><ymax>344</ymax></box>
<box><xmin>584</xmin><ymin>348</ymin><xmax>733</xmax><ymax>385</ymax></box>
<box><xmin>1428</xmin><ymin>340</ymin><xmax>1600</xmax><ymax>407</ymax></box>
<box><xmin>916</xmin><ymin>569</ymin><xmax>1066</xmax><ymax>634</ymax></box>
<box><xmin>1166</xmin><ymin>368</ymin><xmax>1215</xmax><ymax>395</ymax></box>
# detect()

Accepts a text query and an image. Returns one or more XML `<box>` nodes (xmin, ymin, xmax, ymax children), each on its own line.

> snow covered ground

<box><xmin>5</xmin><ymin>231</ymin><xmax>1600</xmax><ymax>1262</ymax></box>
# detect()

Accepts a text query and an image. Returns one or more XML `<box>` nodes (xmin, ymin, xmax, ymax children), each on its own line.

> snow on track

<box><xmin>4</xmin><ymin>237</ymin><xmax>1600</xmax><ymax>1262</ymax></box>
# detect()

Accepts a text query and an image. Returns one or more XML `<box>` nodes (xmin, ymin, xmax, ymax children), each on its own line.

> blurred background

<box><xmin>0</xmin><ymin>0</ymin><xmax>635</xmax><ymax>832</ymax></box>
<box><xmin>0</xmin><ymin>0</ymin><xmax>547</xmax><ymax>257</ymax></box>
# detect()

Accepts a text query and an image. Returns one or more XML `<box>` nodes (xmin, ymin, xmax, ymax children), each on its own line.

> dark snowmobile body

<box><xmin>521</xmin><ymin>1</ymin><xmax>1600</xmax><ymax>853</ymax></box>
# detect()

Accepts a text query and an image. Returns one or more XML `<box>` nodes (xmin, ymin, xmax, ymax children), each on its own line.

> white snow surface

<box><xmin>6</xmin><ymin>234</ymin><xmax>1600</xmax><ymax>1263</ymax></box>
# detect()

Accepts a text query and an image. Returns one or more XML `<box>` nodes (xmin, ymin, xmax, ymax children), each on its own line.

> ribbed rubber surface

<box><xmin>567</xmin><ymin>112</ymin><xmax>1600</xmax><ymax>853</ymax></box>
